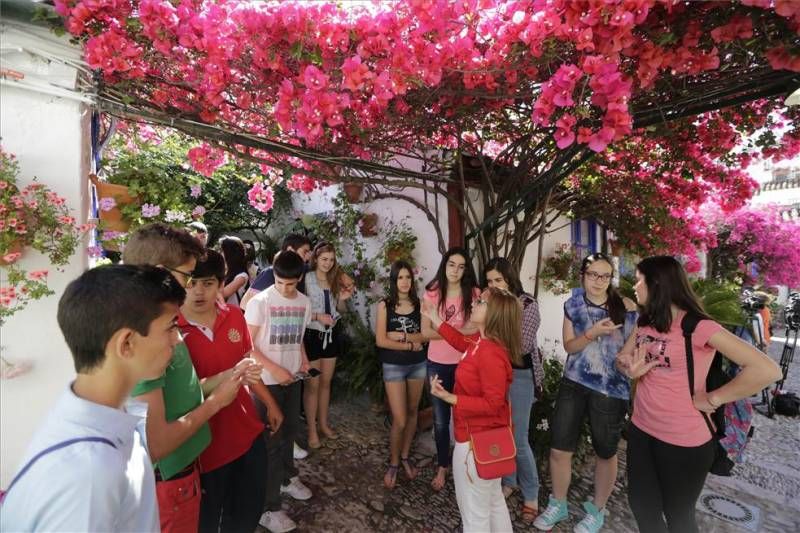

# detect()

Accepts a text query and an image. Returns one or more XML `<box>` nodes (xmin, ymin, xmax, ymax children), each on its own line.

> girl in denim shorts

<box><xmin>376</xmin><ymin>260</ymin><xmax>428</xmax><ymax>488</ymax></box>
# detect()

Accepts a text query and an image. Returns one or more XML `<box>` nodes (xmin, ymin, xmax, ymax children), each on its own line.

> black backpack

<box><xmin>773</xmin><ymin>392</ymin><xmax>800</xmax><ymax>416</ymax></box>
<box><xmin>681</xmin><ymin>313</ymin><xmax>754</xmax><ymax>476</ymax></box>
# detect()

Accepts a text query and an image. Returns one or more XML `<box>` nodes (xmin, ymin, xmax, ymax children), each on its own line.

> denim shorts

<box><xmin>383</xmin><ymin>361</ymin><xmax>427</xmax><ymax>382</ymax></box>
<box><xmin>550</xmin><ymin>377</ymin><xmax>628</xmax><ymax>459</ymax></box>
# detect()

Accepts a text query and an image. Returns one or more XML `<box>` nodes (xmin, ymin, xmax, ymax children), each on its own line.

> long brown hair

<box><xmin>636</xmin><ymin>256</ymin><xmax>711</xmax><ymax>333</ymax></box>
<box><xmin>309</xmin><ymin>241</ymin><xmax>343</xmax><ymax>296</ymax></box>
<box><xmin>483</xmin><ymin>287</ymin><xmax>523</xmax><ymax>367</ymax></box>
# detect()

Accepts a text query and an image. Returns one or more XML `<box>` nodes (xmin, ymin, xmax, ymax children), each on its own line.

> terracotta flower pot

<box><xmin>386</xmin><ymin>246</ymin><xmax>408</xmax><ymax>264</ymax></box>
<box><xmin>0</xmin><ymin>240</ymin><xmax>24</xmax><ymax>266</ymax></box>
<box><xmin>343</xmin><ymin>183</ymin><xmax>363</xmax><ymax>203</ymax></box>
<box><xmin>90</xmin><ymin>174</ymin><xmax>136</xmax><ymax>232</ymax></box>
<box><xmin>360</xmin><ymin>213</ymin><xmax>378</xmax><ymax>237</ymax></box>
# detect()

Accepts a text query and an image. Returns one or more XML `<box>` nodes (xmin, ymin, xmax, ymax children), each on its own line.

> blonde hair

<box><xmin>483</xmin><ymin>287</ymin><xmax>523</xmax><ymax>367</ymax></box>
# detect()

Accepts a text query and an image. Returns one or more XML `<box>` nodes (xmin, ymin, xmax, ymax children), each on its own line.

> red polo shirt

<box><xmin>179</xmin><ymin>303</ymin><xmax>265</xmax><ymax>473</ymax></box>
<box><xmin>438</xmin><ymin>323</ymin><xmax>512</xmax><ymax>443</ymax></box>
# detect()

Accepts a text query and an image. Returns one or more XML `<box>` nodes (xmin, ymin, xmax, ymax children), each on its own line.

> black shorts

<box><xmin>550</xmin><ymin>377</ymin><xmax>628</xmax><ymax>459</ymax></box>
<box><xmin>303</xmin><ymin>328</ymin><xmax>341</xmax><ymax>361</ymax></box>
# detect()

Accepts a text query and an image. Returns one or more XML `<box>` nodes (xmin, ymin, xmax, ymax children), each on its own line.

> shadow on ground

<box><xmin>259</xmin><ymin>337</ymin><xmax>800</xmax><ymax>532</ymax></box>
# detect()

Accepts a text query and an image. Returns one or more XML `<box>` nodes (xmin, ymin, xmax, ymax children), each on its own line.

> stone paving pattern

<box><xmin>258</xmin><ymin>335</ymin><xmax>800</xmax><ymax>532</ymax></box>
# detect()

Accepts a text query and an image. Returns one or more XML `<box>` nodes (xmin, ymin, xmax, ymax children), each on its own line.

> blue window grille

<box><xmin>571</xmin><ymin>219</ymin><xmax>598</xmax><ymax>257</ymax></box>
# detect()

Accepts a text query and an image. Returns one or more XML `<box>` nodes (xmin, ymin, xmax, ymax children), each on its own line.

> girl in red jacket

<box><xmin>424</xmin><ymin>287</ymin><xmax>521</xmax><ymax>533</ymax></box>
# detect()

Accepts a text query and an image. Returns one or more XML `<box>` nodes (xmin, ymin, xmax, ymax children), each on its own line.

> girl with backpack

<box><xmin>535</xmin><ymin>253</ymin><xmax>637</xmax><ymax>533</ymax></box>
<box><xmin>422</xmin><ymin>247</ymin><xmax>480</xmax><ymax>491</ymax></box>
<box><xmin>376</xmin><ymin>260</ymin><xmax>427</xmax><ymax>488</ymax></box>
<box><xmin>483</xmin><ymin>258</ymin><xmax>544</xmax><ymax>523</ymax></box>
<box><xmin>618</xmin><ymin>256</ymin><xmax>781</xmax><ymax>533</ymax></box>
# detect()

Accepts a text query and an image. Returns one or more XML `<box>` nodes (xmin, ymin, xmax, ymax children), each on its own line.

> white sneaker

<box><xmin>280</xmin><ymin>476</ymin><xmax>312</xmax><ymax>500</ymax></box>
<box><xmin>259</xmin><ymin>510</ymin><xmax>297</xmax><ymax>533</ymax></box>
<box><xmin>293</xmin><ymin>442</ymin><xmax>308</xmax><ymax>460</ymax></box>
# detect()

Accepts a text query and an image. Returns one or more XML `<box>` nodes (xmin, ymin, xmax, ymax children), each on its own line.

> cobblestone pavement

<box><xmin>259</xmin><ymin>335</ymin><xmax>800</xmax><ymax>532</ymax></box>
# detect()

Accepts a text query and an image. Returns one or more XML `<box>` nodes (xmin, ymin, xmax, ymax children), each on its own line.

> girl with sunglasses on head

<box><xmin>535</xmin><ymin>253</ymin><xmax>637</xmax><ymax>533</ymax></box>
<box><xmin>617</xmin><ymin>256</ymin><xmax>780</xmax><ymax>533</ymax></box>
<box><xmin>376</xmin><ymin>260</ymin><xmax>428</xmax><ymax>489</ymax></box>
<box><xmin>424</xmin><ymin>287</ymin><xmax>521</xmax><ymax>532</ymax></box>
<box><xmin>483</xmin><ymin>258</ymin><xmax>544</xmax><ymax>523</ymax></box>
<box><xmin>422</xmin><ymin>247</ymin><xmax>480</xmax><ymax>491</ymax></box>
<box><xmin>303</xmin><ymin>242</ymin><xmax>354</xmax><ymax>449</ymax></box>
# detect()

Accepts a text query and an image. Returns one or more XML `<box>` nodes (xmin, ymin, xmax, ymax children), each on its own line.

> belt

<box><xmin>155</xmin><ymin>460</ymin><xmax>197</xmax><ymax>482</ymax></box>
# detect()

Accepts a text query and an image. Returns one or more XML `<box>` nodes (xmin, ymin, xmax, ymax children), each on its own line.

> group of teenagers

<box><xmin>0</xmin><ymin>221</ymin><xmax>782</xmax><ymax>533</ymax></box>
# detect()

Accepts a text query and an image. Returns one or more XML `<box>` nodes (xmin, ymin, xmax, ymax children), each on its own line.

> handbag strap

<box><xmin>3</xmin><ymin>437</ymin><xmax>116</xmax><ymax>501</ymax></box>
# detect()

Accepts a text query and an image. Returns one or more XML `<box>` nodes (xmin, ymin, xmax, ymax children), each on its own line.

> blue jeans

<box><xmin>427</xmin><ymin>360</ymin><xmax>458</xmax><ymax>468</ymax></box>
<box><xmin>502</xmin><ymin>368</ymin><xmax>540</xmax><ymax>503</ymax></box>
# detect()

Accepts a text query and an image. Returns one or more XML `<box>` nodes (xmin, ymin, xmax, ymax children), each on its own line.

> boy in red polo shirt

<box><xmin>179</xmin><ymin>250</ymin><xmax>284</xmax><ymax>533</ymax></box>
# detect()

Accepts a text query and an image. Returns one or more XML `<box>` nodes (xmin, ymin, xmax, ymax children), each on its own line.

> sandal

<box><xmin>384</xmin><ymin>464</ymin><xmax>399</xmax><ymax>489</ymax></box>
<box><xmin>400</xmin><ymin>457</ymin><xmax>418</xmax><ymax>480</ymax></box>
<box><xmin>521</xmin><ymin>504</ymin><xmax>539</xmax><ymax>523</ymax></box>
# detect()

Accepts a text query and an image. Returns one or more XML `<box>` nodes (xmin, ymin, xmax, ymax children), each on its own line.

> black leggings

<box><xmin>627</xmin><ymin>423</ymin><xmax>714</xmax><ymax>533</ymax></box>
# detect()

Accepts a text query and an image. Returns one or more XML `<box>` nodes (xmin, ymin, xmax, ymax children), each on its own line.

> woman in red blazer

<box><xmin>424</xmin><ymin>287</ymin><xmax>522</xmax><ymax>533</ymax></box>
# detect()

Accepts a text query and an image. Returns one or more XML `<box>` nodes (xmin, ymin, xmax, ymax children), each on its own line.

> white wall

<box><xmin>0</xmin><ymin>23</ymin><xmax>90</xmax><ymax>486</ymax></box>
<box><xmin>294</xmin><ymin>182</ymin><xmax>574</xmax><ymax>358</ymax></box>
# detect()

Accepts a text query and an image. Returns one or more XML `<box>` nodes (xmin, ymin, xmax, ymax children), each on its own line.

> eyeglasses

<box><xmin>163</xmin><ymin>266</ymin><xmax>194</xmax><ymax>287</ymax></box>
<box><xmin>584</xmin><ymin>271</ymin><xmax>613</xmax><ymax>282</ymax></box>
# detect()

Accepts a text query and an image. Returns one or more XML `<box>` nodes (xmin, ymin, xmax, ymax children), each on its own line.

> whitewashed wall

<box><xmin>293</xmin><ymin>182</ymin><xmax>575</xmax><ymax>359</ymax></box>
<box><xmin>0</xmin><ymin>23</ymin><xmax>90</xmax><ymax>486</ymax></box>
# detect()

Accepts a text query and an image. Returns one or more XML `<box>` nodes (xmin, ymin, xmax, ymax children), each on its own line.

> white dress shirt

<box><xmin>0</xmin><ymin>384</ymin><xmax>159</xmax><ymax>532</ymax></box>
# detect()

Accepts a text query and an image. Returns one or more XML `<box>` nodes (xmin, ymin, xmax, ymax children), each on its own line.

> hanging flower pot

<box><xmin>359</xmin><ymin>213</ymin><xmax>378</xmax><ymax>237</ymax></box>
<box><xmin>386</xmin><ymin>246</ymin><xmax>404</xmax><ymax>264</ymax></box>
<box><xmin>343</xmin><ymin>183</ymin><xmax>363</xmax><ymax>203</ymax></box>
<box><xmin>0</xmin><ymin>240</ymin><xmax>23</xmax><ymax>266</ymax></box>
<box><xmin>90</xmin><ymin>174</ymin><xmax>136</xmax><ymax>232</ymax></box>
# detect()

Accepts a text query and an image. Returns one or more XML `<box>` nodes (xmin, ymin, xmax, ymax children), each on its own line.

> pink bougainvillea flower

<box><xmin>247</xmin><ymin>181</ymin><xmax>274</xmax><ymax>213</ymax></box>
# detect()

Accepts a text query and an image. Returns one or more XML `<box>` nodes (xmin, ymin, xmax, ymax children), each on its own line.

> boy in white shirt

<box><xmin>245</xmin><ymin>251</ymin><xmax>313</xmax><ymax>533</ymax></box>
<box><xmin>1</xmin><ymin>265</ymin><xmax>185</xmax><ymax>532</ymax></box>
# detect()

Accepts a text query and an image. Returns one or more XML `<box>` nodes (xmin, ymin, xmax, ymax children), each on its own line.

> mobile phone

<box><xmin>307</xmin><ymin>368</ymin><xmax>321</xmax><ymax>378</ymax></box>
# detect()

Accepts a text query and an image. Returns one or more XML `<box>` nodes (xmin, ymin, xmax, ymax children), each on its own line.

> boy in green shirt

<box><xmin>123</xmin><ymin>223</ymin><xmax>269</xmax><ymax>532</ymax></box>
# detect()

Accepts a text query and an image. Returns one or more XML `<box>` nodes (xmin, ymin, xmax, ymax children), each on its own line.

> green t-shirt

<box><xmin>132</xmin><ymin>342</ymin><xmax>210</xmax><ymax>480</ymax></box>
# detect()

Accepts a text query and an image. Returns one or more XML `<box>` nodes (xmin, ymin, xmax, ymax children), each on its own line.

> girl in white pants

<box><xmin>452</xmin><ymin>441</ymin><xmax>513</xmax><ymax>532</ymax></box>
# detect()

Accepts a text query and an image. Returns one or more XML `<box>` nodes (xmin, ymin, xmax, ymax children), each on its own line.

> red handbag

<box><xmin>468</xmin><ymin>424</ymin><xmax>517</xmax><ymax>481</ymax></box>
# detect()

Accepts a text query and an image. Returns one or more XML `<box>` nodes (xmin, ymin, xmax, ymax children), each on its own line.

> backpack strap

<box><xmin>681</xmin><ymin>313</ymin><xmax>716</xmax><ymax>438</ymax></box>
<box><xmin>3</xmin><ymin>437</ymin><xmax>116</xmax><ymax>499</ymax></box>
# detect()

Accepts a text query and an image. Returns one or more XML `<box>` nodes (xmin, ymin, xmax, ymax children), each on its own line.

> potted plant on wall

<box><xmin>1</xmin><ymin>148</ymin><xmax>92</xmax><ymax>335</ymax></box>
<box><xmin>342</xmin><ymin>182</ymin><xmax>363</xmax><ymax>203</ymax></box>
<box><xmin>381</xmin><ymin>222</ymin><xmax>417</xmax><ymax>265</ymax></box>
<box><xmin>538</xmin><ymin>243</ymin><xmax>581</xmax><ymax>295</ymax></box>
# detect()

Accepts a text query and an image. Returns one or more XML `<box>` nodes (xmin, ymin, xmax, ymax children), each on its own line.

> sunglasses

<box><xmin>163</xmin><ymin>266</ymin><xmax>194</xmax><ymax>287</ymax></box>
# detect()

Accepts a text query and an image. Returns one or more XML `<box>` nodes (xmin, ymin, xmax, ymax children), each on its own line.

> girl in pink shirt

<box><xmin>421</xmin><ymin>247</ymin><xmax>479</xmax><ymax>491</ymax></box>
<box><xmin>617</xmin><ymin>256</ymin><xmax>780</xmax><ymax>533</ymax></box>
